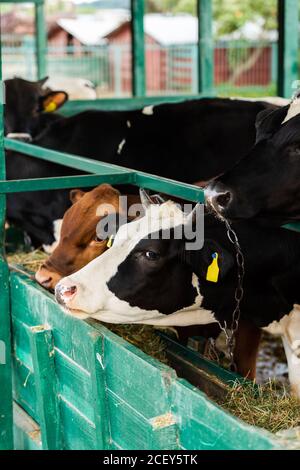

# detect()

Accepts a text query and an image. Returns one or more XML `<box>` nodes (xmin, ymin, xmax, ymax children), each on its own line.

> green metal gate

<box><xmin>0</xmin><ymin>0</ymin><xmax>300</xmax><ymax>450</ymax></box>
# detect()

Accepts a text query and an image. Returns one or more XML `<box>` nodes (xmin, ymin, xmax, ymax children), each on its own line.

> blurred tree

<box><xmin>147</xmin><ymin>0</ymin><xmax>278</xmax><ymax>36</ymax></box>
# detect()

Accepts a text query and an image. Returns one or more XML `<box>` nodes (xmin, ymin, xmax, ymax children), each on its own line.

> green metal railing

<box><xmin>0</xmin><ymin>0</ymin><xmax>299</xmax><ymax>449</ymax></box>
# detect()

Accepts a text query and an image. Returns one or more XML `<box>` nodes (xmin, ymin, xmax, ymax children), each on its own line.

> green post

<box><xmin>30</xmin><ymin>326</ymin><xmax>62</xmax><ymax>450</ymax></box>
<box><xmin>35</xmin><ymin>0</ymin><xmax>47</xmax><ymax>79</ymax></box>
<box><xmin>0</xmin><ymin>39</ymin><xmax>13</xmax><ymax>450</ymax></box>
<box><xmin>277</xmin><ymin>0</ymin><xmax>298</xmax><ymax>98</ymax></box>
<box><xmin>197</xmin><ymin>0</ymin><xmax>214</xmax><ymax>95</ymax></box>
<box><xmin>131</xmin><ymin>0</ymin><xmax>146</xmax><ymax>96</ymax></box>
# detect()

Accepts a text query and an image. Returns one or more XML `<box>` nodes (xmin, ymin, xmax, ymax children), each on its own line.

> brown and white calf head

<box><xmin>55</xmin><ymin>198</ymin><xmax>219</xmax><ymax>326</ymax></box>
<box><xmin>35</xmin><ymin>184</ymin><xmax>124</xmax><ymax>291</ymax></box>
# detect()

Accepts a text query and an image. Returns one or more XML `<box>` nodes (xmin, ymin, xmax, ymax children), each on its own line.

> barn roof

<box><xmin>55</xmin><ymin>12</ymin><xmax>198</xmax><ymax>46</ymax></box>
<box><xmin>57</xmin><ymin>10</ymin><xmax>129</xmax><ymax>45</ymax></box>
<box><xmin>144</xmin><ymin>14</ymin><xmax>198</xmax><ymax>45</ymax></box>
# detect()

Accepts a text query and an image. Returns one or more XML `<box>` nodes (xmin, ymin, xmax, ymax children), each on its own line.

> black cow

<box><xmin>4</xmin><ymin>76</ymin><xmax>68</xmax><ymax>139</ymax></box>
<box><xmin>6</xmin><ymin>98</ymin><xmax>276</xmax><ymax>246</ymax></box>
<box><xmin>29</xmin><ymin>98</ymin><xmax>276</xmax><ymax>184</ymax></box>
<box><xmin>204</xmin><ymin>99</ymin><xmax>300</xmax><ymax>224</ymax></box>
<box><xmin>55</xmin><ymin>198</ymin><xmax>300</xmax><ymax>395</ymax></box>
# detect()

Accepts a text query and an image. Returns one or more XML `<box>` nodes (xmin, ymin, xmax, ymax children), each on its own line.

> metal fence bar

<box><xmin>0</xmin><ymin>173</ymin><xmax>135</xmax><ymax>193</ymax></box>
<box><xmin>4</xmin><ymin>138</ymin><xmax>132</xmax><ymax>175</ymax></box>
<box><xmin>131</xmin><ymin>0</ymin><xmax>146</xmax><ymax>96</ymax></box>
<box><xmin>0</xmin><ymin>33</ymin><xmax>13</xmax><ymax>451</ymax></box>
<box><xmin>4</xmin><ymin>139</ymin><xmax>205</xmax><ymax>202</ymax></box>
<box><xmin>197</xmin><ymin>0</ymin><xmax>214</xmax><ymax>95</ymax></box>
<box><xmin>34</xmin><ymin>0</ymin><xmax>47</xmax><ymax>79</ymax></box>
<box><xmin>277</xmin><ymin>0</ymin><xmax>298</xmax><ymax>97</ymax></box>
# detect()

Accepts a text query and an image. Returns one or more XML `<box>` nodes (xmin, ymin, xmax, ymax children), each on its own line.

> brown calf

<box><xmin>35</xmin><ymin>184</ymin><xmax>126</xmax><ymax>290</ymax></box>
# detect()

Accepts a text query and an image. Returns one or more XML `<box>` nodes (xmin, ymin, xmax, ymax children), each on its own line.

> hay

<box><xmin>219</xmin><ymin>380</ymin><xmax>300</xmax><ymax>433</ymax></box>
<box><xmin>7</xmin><ymin>249</ymin><xmax>47</xmax><ymax>272</ymax></box>
<box><xmin>107</xmin><ymin>324</ymin><xmax>168</xmax><ymax>363</ymax></box>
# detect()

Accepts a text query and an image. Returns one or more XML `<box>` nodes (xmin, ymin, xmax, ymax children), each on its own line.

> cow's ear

<box><xmin>38</xmin><ymin>76</ymin><xmax>49</xmax><ymax>87</ymax></box>
<box><xmin>70</xmin><ymin>189</ymin><xmax>85</xmax><ymax>204</ymax></box>
<box><xmin>202</xmin><ymin>239</ymin><xmax>234</xmax><ymax>280</ymax></box>
<box><xmin>255</xmin><ymin>106</ymin><xmax>289</xmax><ymax>143</ymax></box>
<box><xmin>41</xmin><ymin>91</ymin><xmax>68</xmax><ymax>112</ymax></box>
<box><xmin>186</xmin><ymin>239</ymin><xmax>234</xmax><ymax>281</ymax></box>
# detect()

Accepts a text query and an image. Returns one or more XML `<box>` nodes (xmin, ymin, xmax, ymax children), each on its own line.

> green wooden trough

<box><xmin>9</xmin><ymin>271</ymin><xmax>300</xmax><ymax>450</ymax></box>
<box><xmin>1</xmin><ymin>0</ymin><xmax>300</xmax><ymax>450</ymax></box>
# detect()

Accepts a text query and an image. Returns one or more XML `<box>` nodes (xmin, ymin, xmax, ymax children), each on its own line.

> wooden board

<box><xmin>10</xmin><ymin>271</ymin><xmax>300</xmax><ymax>450</ymax></box>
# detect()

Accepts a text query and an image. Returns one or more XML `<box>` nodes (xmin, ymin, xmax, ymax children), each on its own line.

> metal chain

<box><xmin>216</xmin><ymin>218</ymin><xmax>245</xmax><ymax>372</ymax></box>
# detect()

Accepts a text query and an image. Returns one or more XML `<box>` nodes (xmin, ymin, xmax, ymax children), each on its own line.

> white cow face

<box><xmin>55</xmin><ymin>200</ymin><xmax>216</xmax><ymax>326</ymax></box>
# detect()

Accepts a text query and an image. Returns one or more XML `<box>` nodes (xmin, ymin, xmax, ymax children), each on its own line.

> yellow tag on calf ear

<box><xmin>44</xmin><ymin>102</ymin><xmax>57</xmax><ymax>113</ymax></box>
<box><xmin>206</xmin><ymin>252</ymin><xmax>220</xmax><ymax>283</ymax></box>
<box><xmin>106</xmin><ymin>235</ymin><xmax>114</xmax><ymax>248</ymax></box>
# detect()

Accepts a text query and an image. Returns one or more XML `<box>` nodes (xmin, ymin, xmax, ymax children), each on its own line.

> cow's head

<box><xmin>55</xmin><ymin>196</ymin><xmax>233</xmax><ymax>325</ymax></box>
<box><xmin>35</xmin><ymin>184</ymin><xmax>125</xmax><ymax>291</ymax></box>
<box><xmin>4</xmin><ymin>77</ymin><xmax>68</xmax><ymax>138</ymax></box>
<box><xmin>205</xmin><ymin>101</ymin><xmax>300</xmax><ymax>223</ymax></box>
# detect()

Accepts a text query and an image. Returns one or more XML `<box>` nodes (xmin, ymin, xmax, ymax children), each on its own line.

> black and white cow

<box><xmin>55</xmin><ymin>197</ymin><xmax>300</xmax><ymax>396</ymax></box>
<box><xmin>16</xmin><ymin>98</ymin><xmax>277</xmax><ymax>184</ymax></box>
<box><xmin>4</xmin><ymin>76</ymin><xmax>68</xmax><ymax>139</ymax></box>
<box><xmin>204</xmin><ymin>97</ymin><xmax>300</xmax><ymax>224</ymax></box>
<box><xmin>5</xmin><ymin>97</ymin><xmax>276</xmax><ymax>246</ymax></box>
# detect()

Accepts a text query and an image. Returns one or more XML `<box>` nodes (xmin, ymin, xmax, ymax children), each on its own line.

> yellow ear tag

<box><xmin>106</xmin><ymin>235</ymin><xmax>114</xmax><ymax>248</ymax></box>
<box><xmin>206</xmin><ymin>252</ymin><xmax>220</xmax><ymax>283</ymax></box>
<box><xmin>45</xmin><ymin>102</ymin><xmax>57</xmax><ymax>113</ymax></box>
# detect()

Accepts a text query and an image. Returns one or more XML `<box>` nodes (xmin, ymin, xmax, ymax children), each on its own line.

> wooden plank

<box><xmin>131</xmin><ymin>0</ymin><xmax>146</xmax><ymax>96</ymax></box>
<box><xmin>0</xmin><ymin>37</ymin><xmax>13</xmax><ymax>450</ymax></box>
<box><xmin>13</xmin><ymin>402</ymin><xmax>42</xmax><ymax>451</ymax></box>
<box><xmin>10</xmin><ymin>273</ymin><xmax>104</xmax><ymax>371</ymax></box>
<box><xmin>107</xmin><ymin>391</ymin><xmax>178</xmax><ymax>450</ymax></box>
<box><xmin>54</xmin><ymin>347</ymin><xmax>94</xmax><ymax>423</ymax></box>
<box><xmin>277</xmin><ymin>0</ymin><xmax>298</xmax><ymax>98</ymax></box>
<box><xmin>12</xmin><ymin>317</ymin><xmax>33</xmax><ymax>369</ymax></box>
<box><xmin>13</xmin><ymin>357</ymin><xmax>38</xmax><ymax>423</ymax></box>
<box><xmin>88</xmin><ymin>332</ymin><xmax>111</xmax><ymax>449</ymax></box>
<box><xmin>172</xmin><ymin>379</ymin><xmax>285</xmax><ymax>450</ymax></box>
<box><xmin>29</xmin><ymin>326</ymin><xmax>62</xmax><ymax>449</ymax></box>
<box><xmin>59</xmin><ymin>398</ymin><xmax>97</xmax><ymax>450</ymax></box>
<box><xmin>101</xmin><ymin>328</ymin><xmax>177</xmax><ymax>420</ymax></box>
<box><xmin>197</xmin><ymin>0</ymin><xmax>214</xmax><ymax>95</ymax></box>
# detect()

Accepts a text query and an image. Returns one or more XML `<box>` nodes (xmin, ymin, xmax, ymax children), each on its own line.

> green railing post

<box><xmin>197</xmin><ymin>0</ymin><xmax>214</xmax><ymax>95</ymax></box>
<box><xmin>277</xmin><ymin>0</ymin><xmax>298</xmax><ymax>98</ymax></box>
<box><xmin>131</xmin><ymin>0</ymin><xmax>145</xmax><ymax>96</ymax></box>
<box><xmin>35</xmin><ymin>0</ymin><xmax>47</xmax><ymax>79</ymax></box>
<box><xmin>0</xmin><ymin>38</ymin><xmax>13</xmax><ymax>450</ymax></box>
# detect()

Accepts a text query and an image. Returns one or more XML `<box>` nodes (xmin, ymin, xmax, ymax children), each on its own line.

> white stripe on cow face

<box><xmin>43</xmin><ymin>219</ymin><xmax>63</xmax><ymax>254</ymax></box>
<box><xmin>282</xmin><ymin>98</ymin><xmax>300</xmax><ymax>124</ymax></box>
<box><xmin>56</xmin><ymin>202</ymin><xmax>215</xmax><ymax>326</ymax></box>
<box><xmin>142</xmin><ymin>105</ymin><xmax>154</xmax><ymax>115</ymax></box>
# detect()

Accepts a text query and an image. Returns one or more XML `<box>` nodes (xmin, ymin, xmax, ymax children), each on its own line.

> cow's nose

<box><xmin>35</xmin><ymin>266</ymin><xmax>62</xmax><ymax>291</ymax></box>
<box><xmin>215</xmin><ymin>191</ymin><xmax>232</xmax><ymax>209</ymax></box>
<box><xmin>204</xmin><ymin>183</ymin><xmax>233</xmax><ymax>214</ymax></box>
<box><xmin>55</xmin><ymin>281</ymin><xmax>77</xmax><ymax>306</ymax></box>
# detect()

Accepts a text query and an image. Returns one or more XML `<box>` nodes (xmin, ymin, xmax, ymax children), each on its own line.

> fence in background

<box><xmin>1</xmin><ymin>35</ymin><xmax>277</xmax><ymax>97</ymax></box>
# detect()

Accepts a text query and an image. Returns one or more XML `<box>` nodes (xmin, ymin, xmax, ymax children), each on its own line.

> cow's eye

<box><xmin>144</xmin><ymin>250</ymin><xmax>160</xmax><ymax>261</ymax></box>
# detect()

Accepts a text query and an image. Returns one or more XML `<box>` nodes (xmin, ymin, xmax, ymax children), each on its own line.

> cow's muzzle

<box><xmin>55</xmin><ymin>280</ymin><xmax>77</xmax><ymax>306</ymax></box>
<box><xmin>204</xmin><ymin>182</ymin><xmax>233</xmax><ymax>215</ymax></box>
